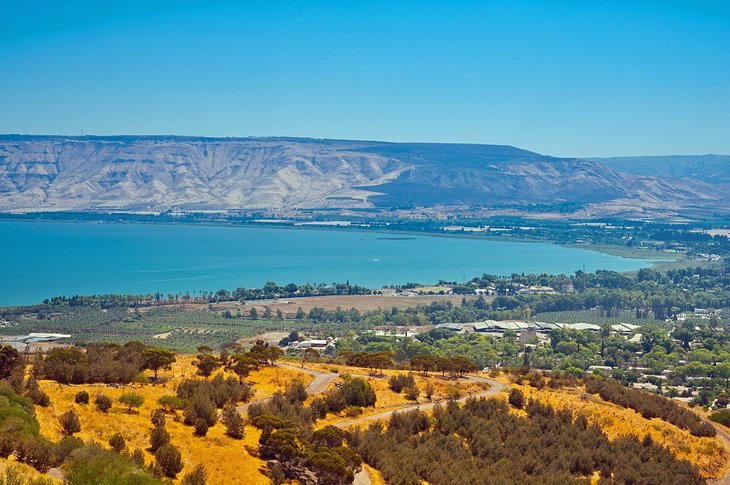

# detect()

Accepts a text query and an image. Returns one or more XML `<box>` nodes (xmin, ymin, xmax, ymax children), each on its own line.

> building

<box><xmin>1</xmin><ymin>333</ymin><xmax>72</xmax><ymax>353</ymax></box>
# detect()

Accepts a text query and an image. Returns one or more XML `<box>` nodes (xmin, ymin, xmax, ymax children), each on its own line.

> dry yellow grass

<box><xmin>0</xmin><ymin>457</ymin><xmax>61</xmax><ymax>483</ymax></box>
<box><xmin>33</xmin><ymin>360</ymin><xmax>315</xmax><ymax>484</ymax></box>
<box><xmin>308</xmin><ymin>363</ymin><xmax>486</xmax><ymax>427</ymax></box>
<box><xmin>496</xmin><ymin>375</ymin><xmax>729</xmax><ymax>480</ymax></box>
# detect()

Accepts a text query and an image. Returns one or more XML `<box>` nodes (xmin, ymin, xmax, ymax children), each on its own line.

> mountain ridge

<box><xmin>0</xmin><ymin>135</ymin><xmax>728</xmax><ymax>216</ymax></box>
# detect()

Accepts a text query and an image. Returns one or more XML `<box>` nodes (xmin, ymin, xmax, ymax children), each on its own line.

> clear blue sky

<box><xmin>1</xmin><ymin>0</ymin><xmax>728</xmax><ymax>157</ymax></box>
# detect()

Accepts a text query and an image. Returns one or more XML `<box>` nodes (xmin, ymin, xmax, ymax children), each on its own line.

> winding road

<box><xmin>708</xmin><ymin>421</ymin><xmax>730</xmax><ymax>485</ymax></box>
<box><xmin>334</xmin><ymin>374</ymin><xmax>508</xmax><ymax>428</ymax></box>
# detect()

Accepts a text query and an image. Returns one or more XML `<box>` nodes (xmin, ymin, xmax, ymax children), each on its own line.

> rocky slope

<box><xmin>0</xmin><ymin>135</ymin><xmax>727</xmax><ymax>215</ymax></box>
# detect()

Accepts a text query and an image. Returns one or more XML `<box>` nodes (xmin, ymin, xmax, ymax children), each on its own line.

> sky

<box><xmin>0</xmin><ymin>1</ymin><xmax>729</xmax><ymax>157</ymax></box>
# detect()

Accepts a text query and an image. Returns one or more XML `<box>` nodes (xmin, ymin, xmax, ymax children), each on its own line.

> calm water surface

<box><xmin>0</xmin><ymin>221</ymin><xmax>657</xmax><ymax>306</ymax></box>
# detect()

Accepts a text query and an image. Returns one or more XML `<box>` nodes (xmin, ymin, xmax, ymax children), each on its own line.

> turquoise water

<box><xmin>0</xmin><ymin>221</ymin><xmax>656</xmax><ymax>306</ymax></box>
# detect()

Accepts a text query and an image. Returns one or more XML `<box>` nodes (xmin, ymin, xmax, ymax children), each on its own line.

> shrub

<box><xmin>149</xmin><ymin>426</ymin><xmax>170</xmax><ymax>452</ymax></box>
<box><xmin>14</xmin><ymin>435</ymin><xmax>57</xmax><ymax>472</ymax></box>
<box><xmin>56</xmin><ymin>435</ymin><xmax>83</xmax><ymax>462</ymax></box>
<box><xmin>425</xmin><ymin>381</ymin><xmax>434</xmax><ymax>400</ymax></box>
<box><xmin>59</xmin><ymin>409</ymin><xmax>81</xmax><ymax>435</ymax></box>
<box><xmin>181</xmin><ymin>464</ymin><xmax>207</xmax><ymax>485</ymax></box>
<box><xmin>345</xmin><ymin>406</ymin><xmax>363</xmax><ymax>417</ymax></box>
<box><xmin>508</xmin><ymin>389</ymin><xmax>525</xmax><ymax>409</ymax></box>
<box><xmin>404</xmin><ymin>382</ymin><xmax>420</xmax><ymax>401</ymax></box>
<box><xmin>95</xmin><ymin>393</ymin><xmax>113</xmax><ymax>413</ymax></box>
<box><xmin>109</xmin><ymin>433</ymin><xmax>126</xmax><ymax>452</ymax></box>
<box><xmin>65</xmin><ymin>444</ymin><xmax>163</xmax><ymax>484</ymax></box>
<box><xmin>151</xmin><ymin>408</ymin><xmax>166</xmax><ymax>428</ymax></box>
<box><xmin>74</xmin><ymin>391</ymin><xmax>90</xmax><ymax>404</ymax></box>
<box><xmin>155</xmin><ymin>443</ymin><xmax>183</xmax><ymax>478</ymax></box>
<box><xmin>194</xmin><ymin>418</ymin><xmax>209</xmax><ymax>437</ymax></box>
<box><xmin>27</xmin><ymin>388</ymin><xmax>50</xmax><ymax>407</ymax></box>
<box><xmin>709</xmin><ymin>410</ymin><xmax>730</xmax><ymax>427</ymax></box>
<box><xmin>222</xmin><ymin>404</ymin><xmax>245</xmax><ymax>439</ymax></box>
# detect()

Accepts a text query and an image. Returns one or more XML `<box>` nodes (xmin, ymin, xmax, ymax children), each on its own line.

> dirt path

<box><xmin>334</xmin><ymin>375</ymin><xmax>507</xmax><ymax>428</ymax></box>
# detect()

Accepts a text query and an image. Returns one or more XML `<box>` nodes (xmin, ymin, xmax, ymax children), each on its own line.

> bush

<box><xmin>14</xmin><ymin>435</ymin><xmax>57</xmax><ymax>472</ymax></box>
<box><xmin>95</xmin><ymin>393</ymin><xmax>113</xmax><ymax>413</ymax></box>
<box><xmin>181</xmin><ymin>464</ymin><xmax>207</xmax><ymax>485</ymax></box>
<box><xmin>194</xmin><ymin>418</ymin><xmax>209</xmax><ymax>437</ymax></box>
<box><xmin>65</xmin><ymin>444</ymin><xmax>163</xmax><ymax>484</ymax></box>
<box><xmin>345</xmin><ymin>406</ymin><xmax>363</xmax><ymax>417</ymax></box>
<box><xmin>57</xmin><ymin>435</ymin><xmax>83</xmax><ymax>462</ymax></box>
<box><xmin>149</xmin><ymin>426</ymin><xmax>170</xmax><ymax>452</ymax></box>
<box><xmin>59</xmin><ymin>409</ymin><xmax>81</xmax><ymax>435</ymax></box>
<box><xmin>508</xmin><ymin>389</ymin><xmax>525</xmax><ymax>409</ymax></box>
<box><xmin>155</xmin><ymin>443</ymin><xmax>184</xmax><ymax>478</ymax></box>
<box><xmin>74</xmin><ymin>391</ymin><xmax>90</xmax><ymax>404</ymax></box>
<box><xmin>709</xmin><ymin>410</ymin><xmax>730</xmax><ymax>427</ymax></box>
<box><xmin>404</xmin><ymin>382</ymin><xmax>420</xmax><ymax>401</ymax></box>
<box><xmin>109</xmin><ymin>433</ymin><xmax>126</xmax><ymax>452</ymax></box>
<box><xmin>151</xmin><ymin>408</ymin><xmax>166</xmax><ymax>428</ymax></box>
<box><xmin>389</xmin><ymin>374</ymin><xmax>415</xmax><ymax>394</ymax></box>
<box><xmin>27</xmin><ymin>388</ymin><xmax>50</xmax><ymax>407</ymax></box>
<box><xmin>222</xmin><ymin>404</ymin><xmax>245</xmax><ymax>439</ymax></box>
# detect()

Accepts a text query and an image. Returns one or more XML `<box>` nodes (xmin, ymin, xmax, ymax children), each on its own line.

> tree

<box><xmin>156</xmin><ymin>443</ymin><xmax>184</xmax><ymax>477</ymax></box>
<box><xmin>302</xmin><ymin>348</ymin><xmax>320</xmax><ymax>367</ymax></box>
<box><xmin>0</xmin><ymin>345</ymin><xmax>22</xmax><ymax>379</ymax></box>
<box><xmin>229</xmin><ymin>355</ymin><xmax>258</xmax><ymax>382</ymax></box>
<box><xmin>59</xmin><ymin>409</ymin><xmax>81</xmax><ymax>435</ymax></box>
<box><xmin>222</xmin><ymin>404</ymin><xmax>245</xmax><ymax>439</ymax></box>
<box><xmin>119</xmin><ymin>392</ymin><xmax>144</xmax><ymax>413</ymax></box>
<box><xmin>195</xmin><ymin>354</ymin><xmax>221</xmax><ymax>379</ymax></box>
<box><xmin>95</xmin><ymin>393</ymin><xmax>113</xmax><ymax>413</ymax></box>
<box><xmin>142</xmin><ymin>348</ymin><xmax>176</xmax><ymax>380</ymax></box>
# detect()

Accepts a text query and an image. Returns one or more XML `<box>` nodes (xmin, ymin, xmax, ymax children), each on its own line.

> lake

<box><xmin>0</xmin><ymin>221</ymin><xmax>658</xmax><ymax>306</ymax></box>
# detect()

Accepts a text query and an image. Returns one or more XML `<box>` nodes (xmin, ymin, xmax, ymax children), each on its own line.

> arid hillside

<box><xmin>1</xmin><ymin>135</ymin><xmax>728</xmax><ymax>215</ymax></box>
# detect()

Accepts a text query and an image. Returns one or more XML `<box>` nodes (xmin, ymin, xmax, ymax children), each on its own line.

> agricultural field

<box><xmin>3</xmin><ymin>306</ymin><xmax>357</xmax><ymax>352</ymax></box>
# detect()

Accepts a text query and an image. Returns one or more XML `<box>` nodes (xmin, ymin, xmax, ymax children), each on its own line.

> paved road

<box><xmin>708</xmin><ymin>421</ymin><xmax>730</xmax><ymax>485</ymax></box>
<box><xmin>334</xmin><ymin>375</ymin><xmax>508</xmax><ymax>428</ymax></box>
<box><xmin>236</xmin><ymin>363</ymin><xmax>338</xmax><ymax>414</ymax></box>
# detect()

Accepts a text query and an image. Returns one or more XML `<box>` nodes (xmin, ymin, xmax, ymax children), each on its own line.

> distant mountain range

<box><xmin>588</xmin><ymin>155</ymin><xmax>730</xmax><ymax>185</ymax></box>
<box><xmin>0</xmin><ymin>135</ymin><xmax>728</xmax><ymax>217</ymax></box>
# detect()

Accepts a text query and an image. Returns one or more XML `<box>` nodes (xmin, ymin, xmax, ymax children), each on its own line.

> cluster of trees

<box><xmin>248</xmin><ymin>381</ymin><xmax>365</xmax><ymax>484</ymax></box>
<box><xmin>388</xmin><ymin>374</ymin><xmax>420</xmax><ymax>400</ymax></box>
<box><xmin>192</xmin><ymin>341</ymin><xmax>283</xmax><ymax>380</ymax></box>
<box><xmin>584</xmin><ymin>377</ymin><xmax>716</xmax><ymax>437</ymax></box>
<box><xmin>172</xmin><ymin>374</ymin><xmax>252</xmax><ymax>437</ymax></box>
<box><xmin>352</xmin><ymin>397</ymin><xmax>705</xmax><ymax>485</ymax></box>
<box><xmin>0</xmin><ymin>382</ymin><xmax>203</xmax><ymax>484</ymax></box>
<box><xmin>37</xmin><ymin>342</ymin><xmax>175</xmax><ymax>384</ymax></box>
<box><xmin>37</xmin><ymin>280</ymin><xmax>371</xmax><ymax>309</ymax></box>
